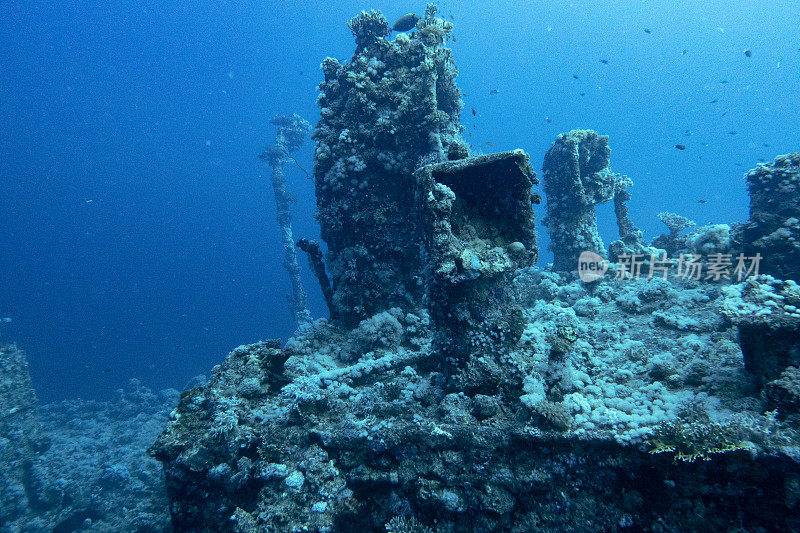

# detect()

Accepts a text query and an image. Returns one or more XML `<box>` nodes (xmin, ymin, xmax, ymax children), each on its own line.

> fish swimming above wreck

<box><xmin>390</xmin><ymin>13</ymin><xmax>419</xmax><ymax>32</ymax></box>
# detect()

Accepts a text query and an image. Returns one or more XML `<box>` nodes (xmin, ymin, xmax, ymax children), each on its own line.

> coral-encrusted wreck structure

<box><xmin>738</xmin><ymin>152</ymin><xmax>800</xmax><ymax>282</ymax></box>
<box><xmin>307</xmin><ymin>7</ymin><xmax>540</xmax><ymax>381</ymax></box>
<box><xmin>541</xmin><ymin>129</ymin><xmax>659</xmax><ymax>271</ymax></box>
<box><xmin>541</xmin><ymin>130</ymin><xmax>617</xmax><ymax>270</ymax></box>
<box><xmin>416</xmin><ymin>151</ymin><xmax>539</xmax><ymax>381</ymax></box>
<box><xmin>150</xmin><ymin>9</ymin><xmax>800</xmax><ymax>533</ymax></box>
<box><xmin>0</xmin><ymin>345</ymin><xmax>47</xmax><ymax>526</ymax></box>
<box><xmin>311</xmin><ymin>7</ymin><xmax>468</xmax><ymax>326</ymax></box>
<box><xmin>260</xmin><ymin>114</ymin><xmax>313</xmax><ymax>328</ymax></box>
<box><xmin>723</xmin><ymin>154</ymin><xmax>800</xmax><ymax>410</ymax></box>
<box><xmin>722</xmin><ymin>275</ymin><xmax>800</xmax><ymax>390</ymax></box>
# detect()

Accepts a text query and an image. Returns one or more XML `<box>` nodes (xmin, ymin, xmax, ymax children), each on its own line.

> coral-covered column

<box><xmin>260</xmin><ymin>114</ymin><xmax>312</xmax><ymax>327</ymax></box>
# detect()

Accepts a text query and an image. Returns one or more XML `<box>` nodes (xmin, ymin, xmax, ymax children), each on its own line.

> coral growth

<box><xmin>609</xmin><ymin>175</ymin><xmax>664</xmax><ymax>262</ymax></box>
<box><xmin>541</xmin><ymin>130</ymin><xmax>619</xmax><ymax>270</ymax></box>
<box><xmin>647</xmin><ymin>419</ymin><xmax>748</xmax><ymax>463</ymax></box>
<box><xmin>314</xmin><ymin>6</ymin><xmax>466</xmax><ymax>325</ymax></box>
<box><xmin>686</xmin><ymin>223</ymin><xmax>732</xmax><ymax>257</ymax></box>
<box><xmin>151</xmin><ymin>268</ymin><xmax>800</xmax><ymax>532</ymax></box>
<box><xmin>652</xmin><ymin>212</ymin><xmax>696</xmax><ymax>256</ymax></box>
<box><xmin>0</xmin><ymin>354</ymin><xmax>176</xmax><ymax>532</ymax></box>
<box><xmin>738</xmin><ymin>153</ymin><xmax>800</xmax><ymax>282</ymax></box>
<box><xmin>261</xmin><ymin>114</ymin><xmax>313</xmax><ymax>327</ymax></box>
<box><xmin>416</xmin><ymin>151</ymin><xmax>539</xmax><ymax>381</ymax></box>
<box><xmin>146</xmin><ymin>12</ymin><xmax>800</xmax><ymax>533</ymax></box>
<box><xmin>721</xmin><ymin>275</ymin><xmax>800</xmax><ymax>386</ymax></box>
<box><xmin>347</xmin><ymin>10</ymin><xmax>389</xmax><ymax>49</ymax></box>
<box><xmin>765</xmin><ymin>366</ymin><xmax>800</xmax><ymax>417</ymax></box>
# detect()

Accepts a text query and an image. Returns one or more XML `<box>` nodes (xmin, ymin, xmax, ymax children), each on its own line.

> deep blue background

<box><xmin>1</xmin><ymin>0</ymin><xmax>798</xmax><ymax>401</ymax></box>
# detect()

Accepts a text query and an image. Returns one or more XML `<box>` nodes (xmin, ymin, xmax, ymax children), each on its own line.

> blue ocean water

<box><xmin>1</xmin><ymin>0</ymin><xmax>798</xmax><ymax>401</ymax></box>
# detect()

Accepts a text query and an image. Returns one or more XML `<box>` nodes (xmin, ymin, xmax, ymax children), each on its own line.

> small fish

<box><xmin>763</xmin><ymin>143</ymin><xmax>771</xmax><ymax>147</ymax></box>
<box><xmin>573</xmin><ymin>74</ymin><xmax>579</xmax><ymax>79</ymax></box>
<box><xmin>644</xmin><ymin>28</ymin><xmax>651</xmax><ymax>34</ymax></box>
<box><xmin>709</xmin><ymin>99</ymin><xmax>718</xmax><ymax>104</ymax></box>
<box><xmin>721</xmin><ymin>111</ymin><xmax>727</xmax><ymax>117</ymax></box>
<box><xmin>728</xmin><ymin>131</ymin><xmax>737</xmax><ymax>135</ymax></box>
<box><xmin>486</xmin><ymin>142</ymin><xmax>493</xmax><ymax>147</ymax></box>
<box><xmin>1</xmin><ymin>317</ymin><xmax>11</xmax><ymax>323</ymax></box>
<box><xmin>719</xmin><ymin>80</ymin><xmax>728</xmax><ymax>84</ymax></box>
<box><xmin>472</xmin><ymin>124</ymin><xmax>475</xmax><ymax>129</ymax></box>
<box><xmin>103</xmin><ymin>368</ymin><xmax>111</xmax><ymax>374</ymax></box>
<box><xmin>758</xmin><ymin>158</ymin><xmax>766</xmax><ymax>162</ymax></box>
<box><xmin>681</xmin><ymin>49</ymin><xmax>688</xmax><ymax>55</ymax></box>
<box><xmin>546</xmin><ymin>117</ymin><xmax>552</xmax><ymax>123</ymax></box>
<box><xmin>471</xmin><ymin>108</ymin><xmax>476</xmax><ymax>116</ymax></box>
<box><xmin>698</xmin><ymin>199</ymin><xmax>707</xmax><ymax>204</ymax></box>
<box><xmin>489</xmin><ymin>89</ymin><xmax>499</xmax><ymax>95</ymax></box>
<box><xmin>675</xmin><ymin>144</ymin><xmax>686</xmax><ymax>150</ymax></box>
<box><xmin>390</xmin><ymin>13</ymin><xmax>420</xmax><ymax>33</ymax></box>
<box><xmin>580</xmin><ymin>92</ymin><xmax>585</xmax><ymax>96</ymax></box>
<box><xmin>600</xmin><ymin>59</ymin><xmax>609</xmax><ymax>64</ymax></box>
<box><xmin>744</xmin><ymin>49</ymin><xmax>752</xmax><ymax>57</ymax></box>
<box><xmin>452</xmin><ymin>36</ymin><xmax>457</xmax><ymax>42</ymax></box>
